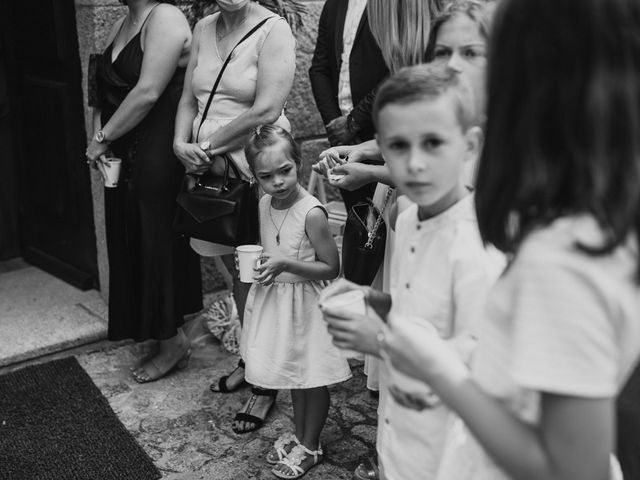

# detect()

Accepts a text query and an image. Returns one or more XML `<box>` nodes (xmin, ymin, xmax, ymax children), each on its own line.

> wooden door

<box><xmin>1</xmin><ymin>0</ymin><xmax>98</xmax><ymax>289</ymax></box>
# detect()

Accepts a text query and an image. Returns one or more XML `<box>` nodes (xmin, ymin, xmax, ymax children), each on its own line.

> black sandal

<box><xmin>232</xmin><ymin>387</ymin><xmax>277</xmax><ymax>434</ymax></box>
<box><xmin>210</xmin><ymin>359</ymin><xmax>247</xmax><ymax>393</ymax></box>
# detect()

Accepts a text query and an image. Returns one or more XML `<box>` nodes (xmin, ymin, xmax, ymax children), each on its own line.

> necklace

<box><xmin>216</xmin><ymin>4</ymin><xmax>251</xmax><ymax>41</ymax></box>
<box><xmin>269</xmin><ymin>187</ymin><xmax>299</xmax><ymax>245</ymax></box>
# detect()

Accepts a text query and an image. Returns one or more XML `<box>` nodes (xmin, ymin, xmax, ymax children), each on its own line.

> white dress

<box><xmin>241</xmin><ymin>191</ymin><xmax>353</xmax><ymax>389</ymax></box>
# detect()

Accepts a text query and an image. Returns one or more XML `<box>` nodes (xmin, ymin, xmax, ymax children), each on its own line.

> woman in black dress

<box><xmin>86</xmin><ymin>0</ymin><xmax>202</xmax><ymax>383</ymax></box>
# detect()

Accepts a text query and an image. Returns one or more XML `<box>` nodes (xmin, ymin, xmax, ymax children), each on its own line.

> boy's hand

<box><xmin>323</xmin><ymin>305</ymin><xmax>387</xmax><ymax>356</ymax></box>
<box><xmin>253</xmin><ymin>253</ymin><xmax>288</xmax><ymax>286</ymax></box>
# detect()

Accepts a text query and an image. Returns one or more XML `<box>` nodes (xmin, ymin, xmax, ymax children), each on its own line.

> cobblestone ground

<box><xmin>78</xmin><ymin>336</ymin><xmax>378</xmax><ymax>480</ymax></box>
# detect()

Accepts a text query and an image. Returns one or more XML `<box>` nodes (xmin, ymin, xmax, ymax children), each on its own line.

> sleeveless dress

<box><xmin>96</xmin><ymin>14</ymin><xmax>202</xmax><ymax>341</ymax></box>
<box><xmin>240</xmin><ymin>191</ymin><xmax>352</xmax><ymax>389</ymax></box>
<box><xmin>189</xmin><ymin>13</ymin><xmax>292</xmax><ymax>257</ymax></box>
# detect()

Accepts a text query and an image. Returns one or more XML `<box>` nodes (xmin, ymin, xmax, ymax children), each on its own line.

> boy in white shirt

<box><xmin>322</xmin><ymin>64</ymin><xmax>504</xmax><ymax>479</ymax></box>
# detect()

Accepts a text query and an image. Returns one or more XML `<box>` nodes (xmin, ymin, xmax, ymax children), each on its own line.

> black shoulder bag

<box><xmin>342</xmin><ymin>187</ymin><xmax>395</xmax><ymax>286</ymax></box>
<box><xmin>173</xmin><ymin>17</ymin><xmax>274</xmax><ymax>246</ymax></box>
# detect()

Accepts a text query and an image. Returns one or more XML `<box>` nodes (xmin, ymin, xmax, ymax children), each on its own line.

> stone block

<box><xmin>287</xmin><ymin>1</ymin><xmax>326</xmax><ymax>139</ymax></box>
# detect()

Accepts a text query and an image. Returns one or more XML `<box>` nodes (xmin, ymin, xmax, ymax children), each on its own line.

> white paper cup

<box><xmin>236</xmin><ymin>245</ymin><xmax>263</xmax><ymax>283</ymax></box>
<box><xmin>103</xmin><ymin>158</ymin><xmax>122</xmax><ymax>188</ymax></box>
<box><xmin>321</xmin><ymin>289</ymin><xmax>367</xmax><ymax>359</ymax></box>
<box><xmin>386</xmin><ymin>313</ymin><xmax>440</xmax><ymax>407</ymax></box>
<box><xmin>327</xmin><ymin>168</ymin><xmax>345</xmax><ymax>184</ymax></box>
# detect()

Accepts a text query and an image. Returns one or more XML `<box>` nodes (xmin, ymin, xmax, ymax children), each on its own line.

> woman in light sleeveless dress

<box><xmin>173</xmin><ymin>0</ymin><xmax>296</xmax><ymax>433</ymax></box>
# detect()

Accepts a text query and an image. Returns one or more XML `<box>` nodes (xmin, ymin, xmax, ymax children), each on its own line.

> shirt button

<box><xmin>410</xmin><ymin>246</ymin><xmax>415</xmax><ymax>253</ymax></box>
<box><xmin>417</xmin><ymin>224</ymin><xmax>422</xmax><ymax>230</ymax></box>
<box><xmin>385</xmin><ymin>418</ymin><xmax>390</xmax><ymax>425</ymax></box>
<box><xmin>405</xmin><ymin>283</ymin><xmax>410</xmax><ymax>289</ymax></box>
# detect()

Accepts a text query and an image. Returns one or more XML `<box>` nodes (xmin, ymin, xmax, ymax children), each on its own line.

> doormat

<box><xmin>0</xmin><ymin>357</ymin><xmax>161</xmax><ymax>480</ymax></box>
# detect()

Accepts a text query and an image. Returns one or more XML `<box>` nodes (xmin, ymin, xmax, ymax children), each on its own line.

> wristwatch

<box><xmin>95</xmin><ymin>130</ymin><xmax>108</xmax><ymax>143</ymax></box>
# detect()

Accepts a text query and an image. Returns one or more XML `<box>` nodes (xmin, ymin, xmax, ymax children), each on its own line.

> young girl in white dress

<box><xmin>240</xmin><ymin>124</ymin><xmax>352</xmax><ymax>479</ymax></box>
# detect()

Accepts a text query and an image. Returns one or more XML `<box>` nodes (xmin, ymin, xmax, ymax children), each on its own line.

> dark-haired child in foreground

<box><xmin>381</xmin><ymin>0</ymin><xmax>640</xmax><ymax>478</ymax></box>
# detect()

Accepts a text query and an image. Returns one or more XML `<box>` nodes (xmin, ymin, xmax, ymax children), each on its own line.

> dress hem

<box><xmin>246</xmin><ymin>373</ymin><xmax>353</xmax><ymax>390</ymax></box>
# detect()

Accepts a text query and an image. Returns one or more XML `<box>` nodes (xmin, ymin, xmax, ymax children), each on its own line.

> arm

<box><xmin>308</xmin><ymin>1</ymin><xmax>341</xmax><ymax>126</ymax></box>
<box><xmin>86</xmin><ymin>5</ymin><xmax>190</xmax><ymax>161</ymax></box>
<box><xmin>383</xmin><ymin>251</ymin><xmax>617</xmax><ymax>480</ymax></box>
<box><xmin>347</xmin><ymin>88</ymin><xmax>377</xmax><ymax>139</ymax></box>
<box><xmin>255</xmin><ymin>207</ymin><xmax>340</xmax><ymax>285</ymax></box>
<box><xmin>203</xmin><ymin>20</ymin><xmax>296</xmax><ymax>156</ymax></box>
<box><xmin>429</xmin><ymin>361</ymin><xmax>614</xmax><ymax>480</ymax></box>
<box><xmin>173</xmin><ymin>19</ymin><xmax>211</xmax><ymax>173</ymax></box>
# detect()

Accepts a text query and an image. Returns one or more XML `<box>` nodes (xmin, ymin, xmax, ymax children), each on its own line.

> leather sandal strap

<box><xmin>251</xmin><ymin>386</ymin><xmax>278</xmax><ymax>397</ymax></box>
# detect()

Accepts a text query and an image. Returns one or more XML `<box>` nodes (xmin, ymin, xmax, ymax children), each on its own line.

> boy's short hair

<box><xmin>373</xmin><ymin>64</ymin><xmax>478</xmax><ymax>132</ymax></box>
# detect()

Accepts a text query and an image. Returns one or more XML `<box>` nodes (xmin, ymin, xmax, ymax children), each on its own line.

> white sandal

<box><xmin>266</xmin><ymin>432</ymin><xmax>300</xmax><ymax>465</ymax></box>
<box><xmin>272</xmin><ymin>444</ymin><xmax>323</xmax><ymax>479</ymax></box>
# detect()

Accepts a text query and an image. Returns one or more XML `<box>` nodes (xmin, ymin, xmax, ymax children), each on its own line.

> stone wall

<box><xmin>74</xmin><ymin>0</ymin><xmax>336</xmax><ymax>299</ymax></box>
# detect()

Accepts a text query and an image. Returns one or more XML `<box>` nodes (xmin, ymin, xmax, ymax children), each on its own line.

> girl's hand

<box><xmin>173</xmin><ymin>141</ymin><xmax>211</xmax><ymax>174</ymax></box>
<box><xmin>382</xmin><ymin>320</ymin><xmax>466</xmax><ymax>385</ymax></box>
<box><xmin>253</xmin><ymin>253</ymin><xmax>289</xmax><ymax>286</ymax></box>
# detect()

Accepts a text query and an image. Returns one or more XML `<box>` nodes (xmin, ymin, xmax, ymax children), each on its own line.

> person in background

<box><xmin>86</xmin><ymin>0</ymin><xmax>202</xmax><ymax>383</ymax></box>
<box><xmin>381</xmin><ymin>0</ymin><xmax>640</xmax><ymax>478</ymax></box>
<box><xmin>173</xmin><ymin>0</ymin><xmax>296</xmax><ymax>434</ymax></box>
<box><xmin>308</xmin><ymin>0</ymin><xmax>388</xmax><ymax>213</ymax></box>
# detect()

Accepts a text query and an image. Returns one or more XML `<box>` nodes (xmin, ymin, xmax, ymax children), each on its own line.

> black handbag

<box><xmin>342</xmin><ymin>187</ymin><xmax>394</xmax><ymax>286</ymax></box>
<box><xmin>173</xmin><ymin>17</ymin><xmax>273</xmax><ymax>246</ymax></box>
<box><xmin>174</xmin><ymin>153</ymin><xmax>259</xmax><ymax>245</ymax></box>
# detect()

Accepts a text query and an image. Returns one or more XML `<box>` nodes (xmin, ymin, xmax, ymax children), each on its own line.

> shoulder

<box><xmin>395</xmin><ymin>203</ymin><xmax>418</xmax><ymax>233</ymax></box>
<box><xmin>194</xmin><ymin>13</ymin><xmax>217</xmax><ymax>33</ymax></box>
<box><xmin>449</xmin><ymin>220</ymin><xmax>506</xmax><ymax>280</ymax></box>
<box><xmin>259</xmin><ymin>13</ymin><xmax>294</xmax><ymax>46</ymax></box>
<box><xmin>147</xmin><ymin>3</ymin><xmax>189</xmax><ymax>28</ymax></box>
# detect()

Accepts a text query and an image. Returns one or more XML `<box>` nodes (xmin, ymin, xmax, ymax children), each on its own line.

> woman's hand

<box><xmin>253</xmin><ymin>253</ymin><xmax>289</xmax><ymax>286</ymax></box>
<box><xmin>173</xmin><ymin>141</ymin><xmax>211</xmax><ymax>174</ymax></box>
<box><xmin>326</xmin><ymin>162</ymin><xmax>374</xmax><ymax>191</ymax></box>
<box><xmin>312</xmin><ymin>148</ymin><xmax>347</xmax><ymax>177</ymax></box>
<box><xmin>86</xmin><ymin>138</ymin><xmax>110</xmax><ymax>164</ymax></box>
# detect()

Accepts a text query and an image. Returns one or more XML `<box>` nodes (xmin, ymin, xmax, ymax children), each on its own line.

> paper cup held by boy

<box><xmin>320</xmin><ymin>289</ymin><xmax>367</xmax><ymax>359</ymax></box>
<box><xmin>102</xmin><ymin>157</ymin><xmax>122</xmax><ymax>188</ymax></box>
<box><xmin>236</xmin><ymin>245</ymin><xmax>263</xmax><ymax>283</ymax></box>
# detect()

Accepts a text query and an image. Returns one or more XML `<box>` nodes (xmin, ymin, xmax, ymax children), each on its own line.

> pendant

<box><xmin>276</xmin><ymin>234</ymin><xmax>280</xmax><ymax>245</ymax></box>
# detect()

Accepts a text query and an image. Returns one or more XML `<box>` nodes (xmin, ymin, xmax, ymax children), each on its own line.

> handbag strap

<box><xmin>195</xmin><ymin>16</ymin><xmax>275</xmax><ymax>142</ymax></box>
<box><xmin>364</xmin><ymin>187</ymin><xmax>395</xmax><ymax>250</ymax></box>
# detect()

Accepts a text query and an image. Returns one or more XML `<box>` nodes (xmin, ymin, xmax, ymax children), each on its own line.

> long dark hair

<box><xmin>475</xmin><ymin>0</ymin><xmax>640</xmax><ymax>279</ymax></box>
